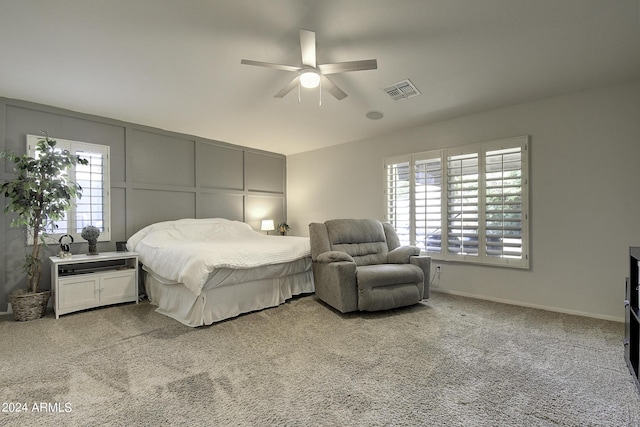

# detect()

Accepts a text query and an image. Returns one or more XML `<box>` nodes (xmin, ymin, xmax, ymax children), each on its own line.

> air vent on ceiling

<box><xmin>383</xmin><ymin>79</ymin><xmax>421</xmax><ymax>101</ymax></box>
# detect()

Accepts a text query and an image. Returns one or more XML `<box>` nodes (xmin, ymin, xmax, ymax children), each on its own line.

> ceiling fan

<box><xmin>241</xmin><ymin>29</ymin><xmax>377</xmax><ymax>101</ymax></box>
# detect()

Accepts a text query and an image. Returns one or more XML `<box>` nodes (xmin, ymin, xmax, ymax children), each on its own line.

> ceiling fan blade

<box><xmin>274</xmin><ymin>75</ymin><xmax>300</xmax><ymax>98</ymax></box>
<box><xmin>320</xmin><ymin>75</ymin><xmax>348</xmax><ymax>100</ymax></box>
<box><xmin>241</xmin><ymin>59</ymin><xmax>301</xmax><ymax>73</ymax></box>
<box><xmin>300</xmin><ymin>30</ymin><xmax>316</xmax><ymax>67</ymax></box>
<box><xmin>318</xmin><ymin>59</ymin><xmax>378</xmax><ymax>75</ymax></box>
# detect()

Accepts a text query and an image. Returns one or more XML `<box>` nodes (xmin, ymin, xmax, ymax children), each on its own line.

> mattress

<box><xmin>129</xmin><ymin>218</ymin><xmax>315</xmax><ymax>326</ymax></box>
<box><xmin>128</xmin><ymin>218</ymin><xmax>312</xmax><ymax>295</ymax></box>
<box><xmin>144</xmin><ymin>258</ymin><xmax>314</xmax><ymax>326</ymax></box>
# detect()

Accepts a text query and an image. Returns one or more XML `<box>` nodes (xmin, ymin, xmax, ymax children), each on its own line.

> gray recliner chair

<box><xmin>309</xmin><ymin>219</ymin><xmax>430</xmax><ymax>313</ymax></box>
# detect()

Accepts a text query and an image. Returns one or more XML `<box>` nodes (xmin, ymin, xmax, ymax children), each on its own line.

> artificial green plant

<box><xmin>1</xmin><ymin>133</ymin><xmax>87</xmax><ymax>294</ymax></box>
<box><xmin>277</xmin><ymin>221</ymin><xmax>291</xmax><ymax>235</ymax></box>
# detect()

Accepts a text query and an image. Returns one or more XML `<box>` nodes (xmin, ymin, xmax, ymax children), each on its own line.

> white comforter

<box><xmin>127</xmin><ymin>218</ymin><xmax>311</xmax><ymax>296</ymax></box>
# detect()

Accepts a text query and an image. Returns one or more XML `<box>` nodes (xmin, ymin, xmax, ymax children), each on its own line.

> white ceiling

<box><xmin>1</xmin><ymin>0</ymin><xmax>638</xmax><ymax>155</ymax></box>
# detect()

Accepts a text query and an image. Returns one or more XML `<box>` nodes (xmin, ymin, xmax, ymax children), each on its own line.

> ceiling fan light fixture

<box><xmin>299</xmin><ymin>70</ymin><xmax>320</xmax><ymax>88</ymax></box>
<box><xmin>241</xmin><ymin>30</ymin><xmax>377</xmax><ymax>100</ymax></box>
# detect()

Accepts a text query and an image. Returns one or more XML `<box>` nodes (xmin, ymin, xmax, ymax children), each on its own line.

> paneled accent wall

<box><xmin>0</xmin><ymin>97</ymin><xmax>286</xmax><ymax>311</ymax></box>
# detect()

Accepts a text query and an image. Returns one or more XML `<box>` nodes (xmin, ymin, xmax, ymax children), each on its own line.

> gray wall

<box><xmin>288</xmin><ymin>79</ymin><xmax>640</xmax><ymax>322</ymax></box>
<box><xmin>0</xmin><ymin>98</ymin><xmax>286</xmax><ymax>311</ymax></box>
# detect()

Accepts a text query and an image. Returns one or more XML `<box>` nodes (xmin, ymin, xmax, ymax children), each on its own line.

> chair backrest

<box><xmin>311</xmin><ymin>219</ymin><xmax>396</xmax><ymax>266</ymax></box>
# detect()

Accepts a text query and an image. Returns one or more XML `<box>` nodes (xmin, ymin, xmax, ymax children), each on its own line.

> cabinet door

<box><xmin>99</xmin><ymin>270</ymin><xmax>136</xmax><ymax>305</ymax></box>
<box><xmin>58</xmin><ymin>275</ymin><xmax>100</xmax><ymax>309</ymax></box>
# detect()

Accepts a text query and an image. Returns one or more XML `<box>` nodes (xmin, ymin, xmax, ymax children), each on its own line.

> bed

<box><xmin>126</xmin><ymin>218</ymin><xmax>314</xmax><ymax>326</ymax></box>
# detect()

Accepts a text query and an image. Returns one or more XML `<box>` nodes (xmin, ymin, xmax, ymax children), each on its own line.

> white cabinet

<box><xmin>50</xmin><ymin>252</ymin><xmax>139</xmax><ymax>318</ymax></box>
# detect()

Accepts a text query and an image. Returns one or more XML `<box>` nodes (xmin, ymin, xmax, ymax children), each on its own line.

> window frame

<box><xmin>26</xmin><ymin>134</ymin><xmax>111</xmax><ymax>244</ymax></box>
<box><xmin>384</xmin><ymin>135</ymin><xmax>529</xmax><ymax>269</ymax></box>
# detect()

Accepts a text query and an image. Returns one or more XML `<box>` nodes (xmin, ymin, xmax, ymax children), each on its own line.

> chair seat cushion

<box><xmin>356</xmin><ymin>264</ymin><xmax>423</xmax><ymax>289</ymax></box>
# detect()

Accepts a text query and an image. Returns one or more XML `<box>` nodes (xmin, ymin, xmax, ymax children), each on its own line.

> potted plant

<box><xmin>1</xmin><ymin>133</ymin><xmax>87</xmax><ymax>321</ymax></box>
<box><xmin>277</xmin><ymin>221</ymin><xmax>290</xmax><ymax>236</ymax></box>
<box><xmin>81</xmin><ymin>225</ymin><xmax>101</xmax><ymax>255</ymax></box>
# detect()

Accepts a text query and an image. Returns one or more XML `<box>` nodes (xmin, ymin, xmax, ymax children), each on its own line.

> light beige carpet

<box><xmin>1</xmin><ymin>292</ymin><xmax>638</xmax><ymax>426</ymax></box>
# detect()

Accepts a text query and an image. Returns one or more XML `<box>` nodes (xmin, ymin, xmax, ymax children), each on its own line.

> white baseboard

<box><xmin>430</xmin><ymin>287</ymin><xmax>624</xmax><ymax>323</ymax></box>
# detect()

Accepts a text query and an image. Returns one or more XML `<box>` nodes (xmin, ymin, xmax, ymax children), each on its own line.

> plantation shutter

<box><xmin>414</xmin><ymin>154</ymin><xmax>442</xmax><ymax>253</ymax></box>
<box><xmin>26</xmin><ymin>135</ymin><xmax>110</xmax><ymax>243</ymax></box>
<box><xmin>484</xmin><ymin>145</ymin><xmax>524</xmax><ymax>261</ymax></box>
<box><xmin>385</xmin><ymin>157</ymin><xmax>411</xmax><ymax>245</ymax></box>
<box><xmin>74</xmin><ymin>145</ymin><xmax>108</xmax><ymax>235</ymax></box>
<box><xmin>27</xmin><ymin>136</ymin><xmax>71</xmax><ymax>235</ymax></box>
<box><xmin>447</xmin><ymin>152</ymin><xmax>479</xmax><ymax>257</ymax></box>
<box><xmin>384</xmin><ymin>136</ymin><xmax>528</xmax><ymax>268</ymax></box>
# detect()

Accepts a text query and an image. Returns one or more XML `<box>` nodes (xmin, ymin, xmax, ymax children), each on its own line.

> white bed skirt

<box><xmin>143</xmin><ymin>266</ymin><xmax>314</xmax><ymax>327</ymax></box>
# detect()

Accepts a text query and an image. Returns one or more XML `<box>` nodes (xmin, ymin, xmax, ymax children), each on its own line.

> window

<box><xmin>414</xmin><ymin>152</ymin><xmax>443</xmax><ymax>253</ymax></box>
<box><xmin>384</xmin><ymin>136</ymin><xmax>529</xmax><ymax>268</ymax></box>
<box><xmin>385</xmin><ymin>157</ymin><xmax>411</xmax><ymax>244</ymax></box>
<box><xmin>27</xmin><ymin>135</ymin><xmax>111</xmax><ymax>242</ymax></box>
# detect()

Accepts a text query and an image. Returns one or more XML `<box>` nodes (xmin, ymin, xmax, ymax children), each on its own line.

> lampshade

<box><xmin>261</xmin><ymin>219</ymin><xmax>275</xmax><ymax>231</ymax></box>
<box><xmin>299</xmin><ymin>70</ymin><xmax>320</xmax><ymax>88</ymax></box>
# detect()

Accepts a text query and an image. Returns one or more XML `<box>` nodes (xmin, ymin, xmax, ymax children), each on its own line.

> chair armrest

<box><xmin>317</xmin><ymin>251</ymin><xmax>355</xmax><ymax>264</ymax></box>
<box><xmin>410</xmin><ymin>255</ymin><xmax>431</xmax><ymax>299</ymax></box>
<box><xmin>312</xmin><ymin>259</ymin><xmax>358</xmax><ymax>312</ymax></box>
<box><xmin>387</xmin><ymin>245</ymin><xmax>421</xmax><ymax>264</ymax></box>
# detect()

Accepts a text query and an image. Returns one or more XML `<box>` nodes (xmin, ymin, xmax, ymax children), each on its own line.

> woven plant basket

<box><xmin>10</xmin><ymin>290</ymin><xmax>50</xmax><ymax>322</ymax></box>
